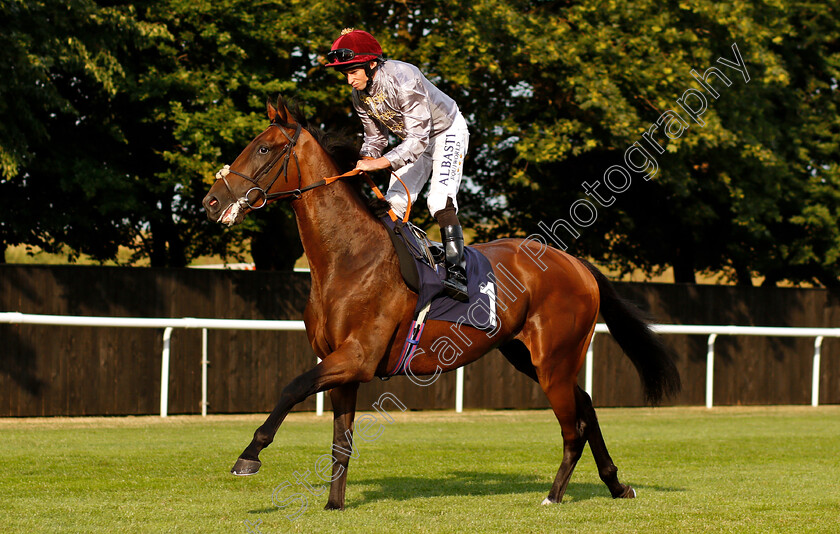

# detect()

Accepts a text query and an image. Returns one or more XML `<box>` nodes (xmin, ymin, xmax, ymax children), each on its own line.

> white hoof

<box><xmin>541</xmin><ymin>497</ymin><xmax>555</xmax><ymax>506</ymax></box>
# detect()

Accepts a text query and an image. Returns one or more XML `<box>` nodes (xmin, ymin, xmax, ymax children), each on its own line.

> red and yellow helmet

<box><xmin>325</xmin><ymin>29</ymin><xmax>383</xmax><ymax>71</ymax></box>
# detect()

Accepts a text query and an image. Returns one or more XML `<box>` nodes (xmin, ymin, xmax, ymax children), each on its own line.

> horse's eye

<box><xmin>258</xmin><ymin>146</ymin><xmax>269</xmax><ymax>155</ymax></box>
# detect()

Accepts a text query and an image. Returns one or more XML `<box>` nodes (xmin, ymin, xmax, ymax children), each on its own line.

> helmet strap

<box><xmin>362</xmin><ymin>60</ymin><xmax>380</xmax><ymax>91</ymax></box>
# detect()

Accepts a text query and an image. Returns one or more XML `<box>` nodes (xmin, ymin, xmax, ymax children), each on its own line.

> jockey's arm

<box><xmin>356</xmin><ymin>157</ymin><xmax>392</xmax><ymax>172</ymax></box>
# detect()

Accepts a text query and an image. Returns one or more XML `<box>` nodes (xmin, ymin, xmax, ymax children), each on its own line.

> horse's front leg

<box><xmin>231</xmin><ymin>346</ymin><xmax>369</xmax><ymax>476</ymax></box>
<box><xmin>325</xmin><ymin>382</ymin><xmax>359</xmax><ymax>510</ymax></box>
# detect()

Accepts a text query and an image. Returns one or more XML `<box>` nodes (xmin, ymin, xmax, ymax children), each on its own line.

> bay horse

<box><xmin>202</xmin><ymin>97</ymin><xmax>680</xmax><ymax>509</ymax></box>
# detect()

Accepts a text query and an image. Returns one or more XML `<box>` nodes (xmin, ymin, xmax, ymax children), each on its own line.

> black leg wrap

<box><xmin>439</xmin><ymin>223</ymin><xmax>469</xmax><ymax>302</ymax></box>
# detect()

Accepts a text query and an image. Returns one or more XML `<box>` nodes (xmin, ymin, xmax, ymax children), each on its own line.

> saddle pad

<box><xmin>380</xmin><ymin>216</ymin><xmax>497</xmax><ymax>332</ymax></box>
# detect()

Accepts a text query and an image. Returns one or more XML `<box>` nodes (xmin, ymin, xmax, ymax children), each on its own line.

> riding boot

<box><xmin>440</xmin><ymin>224</ymin><xmax>469</xmax><ymax>302</ymax></box>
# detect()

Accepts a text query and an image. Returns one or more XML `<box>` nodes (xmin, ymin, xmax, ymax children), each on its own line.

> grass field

<box><xmin>2</xmin><ymin>406</ymin><xmax>838</xmax><ymax>533</ymax></box>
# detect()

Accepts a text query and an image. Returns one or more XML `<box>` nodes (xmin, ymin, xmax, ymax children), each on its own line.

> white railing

<box><xmin>586</xmin><ymin>324</ymin><xmax>840</xmax><ymax>408</ymax></box>
<box><xmin>0</xmin><ymin>312</ymin><xmax>310</xmax><ymax>418</ymax></box>
<box><xmin>2</xmin><ymin>312</ymin><xmax>838</xmax><ymax>415</ymax></box>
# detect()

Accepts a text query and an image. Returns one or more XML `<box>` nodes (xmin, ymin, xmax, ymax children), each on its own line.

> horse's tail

<box><xmin>581</xmin><ymin>260</ymin><xmax>681</xmax><ymax>405</ymax></box>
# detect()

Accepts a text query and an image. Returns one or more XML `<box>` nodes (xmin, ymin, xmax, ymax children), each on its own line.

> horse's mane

<box><xmin>278</xmin><ymin>96</ymin><xmax>392</xmax><ymax>217</ymax></box>
<box><xmin>279</xmin><ymin>97</ymin><xmax>358</xmax><ymax>173</ymax></box>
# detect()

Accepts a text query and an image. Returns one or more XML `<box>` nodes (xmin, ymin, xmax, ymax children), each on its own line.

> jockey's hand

<box><xmin>355</xmin><ymin>157</ymin><xmax>391</xmax><ymax>172</ymax></box>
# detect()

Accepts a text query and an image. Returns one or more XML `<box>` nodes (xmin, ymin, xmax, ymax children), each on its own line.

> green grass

<box><xmin>2</xmin><ymin>407</ymin><xmax>839</xmax><ymax>533</ymax></box>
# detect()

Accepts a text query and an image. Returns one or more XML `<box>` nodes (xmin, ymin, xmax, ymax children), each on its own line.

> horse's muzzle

<box><xmin>203</xmin><ymin>192</ymin><xmax>247</xmax><ymax>227</ymax></box>
<box><xmin>202</xmin><ymin>193</ymin><xmax>223</xmax><ymax>222</ymax></box>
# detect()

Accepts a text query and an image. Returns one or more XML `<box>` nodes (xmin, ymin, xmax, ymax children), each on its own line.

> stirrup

<box><xmin>443</xmin><ymin>270</ymin><xmax>469</xmax><ymax>302</ymax></box>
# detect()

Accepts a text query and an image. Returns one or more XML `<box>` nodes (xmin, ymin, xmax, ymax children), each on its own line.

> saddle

<box><xmin>381</xmin><ymin>218</ymin><xmax>444</xmax><ymax>293</ymax></box>
<box><xmin>378</xmin><ymin>215</ymin><xmax>499</xmax><ymax>378</ymax></box>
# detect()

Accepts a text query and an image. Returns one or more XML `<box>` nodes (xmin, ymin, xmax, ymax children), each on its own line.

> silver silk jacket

<box><xmin>352</xmin><ymin>60</ymin><xmax>461</xmax><ymax>169</ymax></box>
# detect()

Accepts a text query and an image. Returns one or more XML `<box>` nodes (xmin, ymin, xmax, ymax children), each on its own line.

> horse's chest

<box><xmin>304</xmin><ymin>297</ymin><xmax>353</xmax><ymax>358</ymax></box>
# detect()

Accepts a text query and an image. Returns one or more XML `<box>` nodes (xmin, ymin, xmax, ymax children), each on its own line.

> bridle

<box><xmin>215</xmin><ymin>122</ymin><xmax>305</xmax><ymax>209</ymax></box>
<box><xmin>214</xmin><ymin>120</ymin><xmax>411</xmax><ymax>223</ymax></box>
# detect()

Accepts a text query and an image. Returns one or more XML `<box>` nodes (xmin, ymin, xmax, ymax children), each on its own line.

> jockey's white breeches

<box><xmin>385</xmin><ymin>113</ymin><xmax>469</xmax><ymax>218</ymax></box>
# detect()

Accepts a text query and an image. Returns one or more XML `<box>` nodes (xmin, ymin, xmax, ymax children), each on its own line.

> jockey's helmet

<box><xmin>325</xmin><ymin>29</ymin><xmax>383</xmax><ymax>72</ymax></box>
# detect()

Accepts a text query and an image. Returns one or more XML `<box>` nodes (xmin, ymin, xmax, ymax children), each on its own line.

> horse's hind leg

<box><xmin>540</xmin><ymin>375</ymin><xmax>588</xmax><ymax>504</ymax></box>
<box><xmin>504</xmin><ymin>337</ymin><xmax>632</xmax><ymax>502</ymax></box>
<box><xmin>575</xmin><ymin>386</ymin><xmax>636</xmax><ymax>499</ymax></box>
<box><xmin>502</xmin><ymin>339</ymin><xmax>587</xmax><ymax>503</ymax></box>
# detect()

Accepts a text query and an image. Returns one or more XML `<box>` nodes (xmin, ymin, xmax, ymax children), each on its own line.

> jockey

<box><xmin>325</xmin><ymin>28</ymin><xmax>471</xmax><ymax>303</ymax></box>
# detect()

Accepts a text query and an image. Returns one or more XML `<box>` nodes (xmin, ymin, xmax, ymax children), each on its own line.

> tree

<box><xmin>381</xmin><ymin>0</ymin><xmax>840</xmax><ymax>287</ymax></box>
<box><xmin>0</xmin><ymin>0</ymin><xmax>339</xmax><ymax>267</ymax></box>
<box><xmin>3</xmin><ymin>0</ymin><xmax>838</xmax><ymax>288</ymax></box>
<box><xmin>0</xmin><ymin>0</ymin><xmax>163</xmax><ymax>262</ymax></box>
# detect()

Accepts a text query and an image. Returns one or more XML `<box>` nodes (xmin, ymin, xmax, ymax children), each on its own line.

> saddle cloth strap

<box><xmin>386</xmin><ymin>299</ymin><xmax>432</xmax><ymax>377</ymax></box>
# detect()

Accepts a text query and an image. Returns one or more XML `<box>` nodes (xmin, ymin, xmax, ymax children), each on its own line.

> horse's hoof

<box><xmin>541</xmin><ymin>497</ymin><xmax>558</xmax><ymax>506</ymax></box>
<box><xmin>231</xmin><ymin>457</ymin><xmax>261</xmax><ymax>476</ymax></box>
<box><xmin>616</xmin><ymin>485</ymin><xmax>636</xmax><ymax>499</ymax></box>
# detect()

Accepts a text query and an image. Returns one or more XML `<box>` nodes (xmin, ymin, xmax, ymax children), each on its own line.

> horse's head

<box><xmin>203</xmin><ymin>99</ymin><xmax>304</xmax><ymax>226</ymax></box>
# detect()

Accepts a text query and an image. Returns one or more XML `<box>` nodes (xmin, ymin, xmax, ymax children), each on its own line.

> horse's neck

<box><xmin>291</xmin><ymin>139</ymin><xmax>389</xmax><ymax>281</ymax></box>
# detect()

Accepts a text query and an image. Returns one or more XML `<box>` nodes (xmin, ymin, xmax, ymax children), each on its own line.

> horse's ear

<box><xmin>267</xmin><ymin>95</ymin><xmax>294</xmax><ymax>126</ymax></box>
<box><xmin>275</xmin><ymin>95</ymin><xmax>292</xmax><ymax>125</ymax></box>
<box><xmin>266</xmin><ymin>99</ymin><xmax>278</xmax><ymax>122</ymax></box>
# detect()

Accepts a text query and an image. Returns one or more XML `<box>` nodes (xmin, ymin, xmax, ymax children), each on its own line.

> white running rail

<box><xmin>587</xmin><ymin>323</ymin><xmax>840</xmax><ymax>408</ymax></box>
<box><xmin>0</xmin><ymin>312</ymin><xmax>307</xmax><ymax>418</ymax></box>
<box><xmin>2</xmin><ymin>313</ymin><xmax>838</xmax><ymax>414</ymax></box>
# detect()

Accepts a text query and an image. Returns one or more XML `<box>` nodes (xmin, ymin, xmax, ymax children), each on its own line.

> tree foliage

<box><xmin>0</xmin><ymin>0</ymin><xmax>161</xmax><ymax>261</ymax></box>
<box><xmin>419</xmin><ymin>0</ymin><xmax>839</xmax><ymax>287</ymax></box>
<box><xmin>1</xmin><ymin>0</ymin><xmax>839</xmax><ymax>287</ymax></box>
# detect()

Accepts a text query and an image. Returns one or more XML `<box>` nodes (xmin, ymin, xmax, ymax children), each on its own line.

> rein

<box><xmin>215</xmin><ymin>121</ymin><xmax>411</xmax><ymax>223</ymax></box>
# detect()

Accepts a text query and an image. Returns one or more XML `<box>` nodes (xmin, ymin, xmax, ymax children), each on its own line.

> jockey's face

<box><xmin>344</xmin><ymin>61</ymin><xmax>378</xmax><ymax>91</ymax></box>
